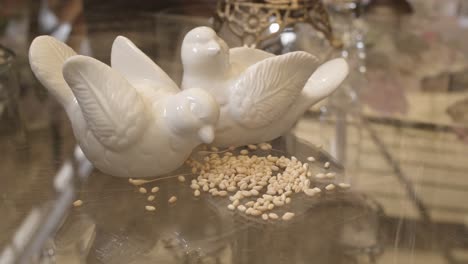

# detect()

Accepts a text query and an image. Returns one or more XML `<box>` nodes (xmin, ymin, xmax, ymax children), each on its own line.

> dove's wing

<box><xmin>29</xmin><ymin>36</ymin><xmax>76</xmax><ymax>107</ymax></box>
<box><xmin>229</xmin><ymin>51</ymin><xmax>319</xmax><ymax>128</ymax></box>
<box><xmin>111</xmin><ymin>36</ymin><xmax>179</xmax><ymax>92</ymax></box>
<box><xmin>63</xmin><ymin>55</ymin><xmax>149</xmax><ymax>150</ymax></box>
<box><xmin>229</xmin><ymin>47</ymin><xmax>274</xmax><ymax>69</ymax></box>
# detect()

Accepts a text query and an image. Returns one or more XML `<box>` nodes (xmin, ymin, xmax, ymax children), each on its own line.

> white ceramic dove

<box><xmin>29</xmin><ymin>36</ymin><xmax>219</xmax><ymax>178</ymax></box>
<box><xmin>181</xmin><ymin>26</ymin><xmax>349</xmax><ymax>147</ymax></box>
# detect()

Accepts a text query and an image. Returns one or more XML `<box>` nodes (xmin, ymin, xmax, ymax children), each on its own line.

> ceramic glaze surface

<box><xmin>181</xmin><ymin>26</ymin><xmax>349</xmax><ymax>147</ymax></box>
<box><xmin>29</xmin><ymin>36</ymin><xmax>219</xmax><ymax>178</ymax></box>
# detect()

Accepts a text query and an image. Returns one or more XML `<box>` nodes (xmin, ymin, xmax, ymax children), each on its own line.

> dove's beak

<box><xmin>198</xmin><ymin>125</ymin><xmax>215</xmax><ymax>144</ymax></box>
<box><xmin>206</xmin><ymin>41</ymin><xmax>220</xmax><ymax>55</ymax></box>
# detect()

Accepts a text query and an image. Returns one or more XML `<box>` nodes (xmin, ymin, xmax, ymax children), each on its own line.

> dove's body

<box><xmin>30</xmin><ymin>36</ymin><xmax>219</xmax><ymax>178</ymax></box>
<box><xmin>181</xmin><ymin>27</ymin><xmax>349</xmax><ymax>147</ymax></box>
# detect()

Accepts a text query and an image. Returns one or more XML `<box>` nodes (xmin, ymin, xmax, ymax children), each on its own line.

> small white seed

<box><xmin>248</xmin><ymin>144</ymin><xmax>258</xmax><ymax>150</ymax></box>
<box><xmin>324</xmin><ymin>162</ymin><xmax>330</xmax><ymax>169</ymax></box>
<box><xmin>178</xmin><ymin>175</ymin><xmax>186</xmax><ymax>182</ymax></box>
<box><xmin>338</xmin><ymin>183</ymin><xmax>351</xmax><ymax>189</ymax></box>
<box><xmin>250</xmin><ymin>189</ymin><xmax>259</xmax><ymax>196</ymax></box>
<box><xmin>233</xmin><ymin>199</ymin><xmax>240</xmax><ymax>206</ymax></box>
<box><xmin>240</xmin><ymin>149</ymin><xmax>249</xmax><ymax>155</ymax></box>
<box><xmin>194</xmin><ymin>189</ymin><xmax>201</xmax><ymax>197</ymax></box>
<box><xmin>237</xmin><ymin>205</ymin><xmax>246</xmax><ymax>212</ymax></box>
<box><xmin>285</xmin><ymin>197</ymin><xmax>291</xmax><ymax>204</ymax></box>
<box><xmin>307</xmin><ymin>171</ymin><xmax>312</xmax><ymax>177</ymax></box>
<box><xmin>139</xmin><ymin>187</ymin><xmax>147</xmax><ymax>194</ymax></box>
<box><xmin>73</xmin><ymin>200</ymin><xmax>83</xmax><ymax>207</ymax></box>
<box><xmin>271</xmin><ymin>165</ymin><xmax>279</xmax><ymax>171</ymax></box>
<box><xmin>151</xmin><ymin>186</ymin><xmax>159</xmax><ymax>193</ymax></box>
<box><xmin>168</xmin><ymin>196</ymin><xmax>178</xmax><ymax>203</ymax></box>
<box><xmin>282</xmin><ymin>212</ymin><xmax>295</xmax><ymax>221</ymax></box>
<box><xmin>251</xmin><ymin>209</ymin><xmax>262</xmax><ymax>216</ymax></box>
<box><xmin>315</xmin><ymin>173</ymin><xmax>325</xmax><ymax>179</ymax></box>
<box><xmin>268</xmin><ymin>213</ymin><xmax>279</xmax><ymax>219</ymax></box>
<box><xmin>227</xmin><ymin>186</ymin><xmax>237</xmax><ymax>192</ymax></box>
<box><xmin>312</xmin><ymin>187</ymin><xmax>321</xmax><ymax>193</ymax></box>
<box><xmin>325</xmin><ymin>184</ymin><xmax>335</xmax><ymax>191</ymax></box>
<box><xmin>227</xmin><ymin>204</ymin><xmax>235</xmax><ymax>210</ymax></box>
<box><xmin>304</xmin><ymin>188</ymin><xmax>316</xmax><ymax>196</ymax></box>
<box><xmin>267</xmin><ymin>204</ymin><xmax>275</xmax><ymax>210</ymax></box>
<box><xmin>325</xmin><ymin>172</ymin><xmax>335</xmax><ymax>178</ymax></box>
<box><xmin>190</xmin><ymin>183</ymin><xmax>200</xmax><ymax>190</ymax></box>
<box><xmin>147</xmin><ymin>195</ymin><xmax>156</xmax><ymax>201</ymax></box>
<box><xmin>145</xmin><ymin>205</ymin><xmax>156</xmax><ymax>211</ymax></box>
<box><xmin>218</xmin><ymin>190</ymin><xmax>228</xmax><ymax>196</ymax></box>
<box><xmin>262</xmin><ymin>214</ymin><xmax>269</xmax><ymax>220</ymax></box>
<box><xmin>307</xmin><ymin>156</ymin><xmax>316</xmax><ymax>162</ymax></box>
<box><xmin>245</xmin><ymin>201</ymin><xmax>255</xmax><ymax>207</ymax></box>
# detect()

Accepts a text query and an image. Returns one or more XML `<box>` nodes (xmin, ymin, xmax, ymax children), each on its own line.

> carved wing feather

<box><xmin>63</xmin><ymin>55</ymin><xmax>149</xmax><ymax>150</ymax></box>
<box><xmin>229</xmin><ymin>51</ymin><xmax>319</xmax><ymax>128</ymax></box>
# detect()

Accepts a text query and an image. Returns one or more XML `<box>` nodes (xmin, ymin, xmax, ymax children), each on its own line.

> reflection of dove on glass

<box><xmin>29</xmin><ymin>36</ymin><xmax>219</xmax><ymax>178</ymax></box>
<box><xmin>181</xmin><ymin>27</ymin><xmax>349</xmax><ymax>147</ymax></box>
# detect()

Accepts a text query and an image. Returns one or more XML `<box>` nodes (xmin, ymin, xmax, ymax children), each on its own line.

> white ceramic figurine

<box><xmin>181</xmin><ymin>26</ymin><xmax>349</xmax><ymax>147</ymax></box>
<box><xmin>29</xmin><ymin>36</ymin><xmax>219</xmax><ymax>178</ymax></box>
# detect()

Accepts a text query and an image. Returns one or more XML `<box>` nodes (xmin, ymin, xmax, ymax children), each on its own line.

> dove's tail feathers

<box><xmin>29</xmin><ymin>36</ymin><xmax>77</xmax><ymax>107</ymax></box>
<box><xmin>301</xmin><ymin>58</ymin><xmax>349</xmax><ymax>106</ymax></box>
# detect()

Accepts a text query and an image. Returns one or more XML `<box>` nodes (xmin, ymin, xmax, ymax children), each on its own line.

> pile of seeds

<box><xmin>183</xmin><ymin>143</ymin><xmax>350</xmax><ymax>221</ymax></box>
<box><xmin>84</xmin><ymin>142</ymin><xmax>351</xmax><ymax>222</ymax></box>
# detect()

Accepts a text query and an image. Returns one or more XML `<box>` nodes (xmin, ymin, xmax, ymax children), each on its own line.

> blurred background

<box><xmin>1</xmin><ymin>0</ymin><xmax>468</xmax><ymax>263</ymax></box>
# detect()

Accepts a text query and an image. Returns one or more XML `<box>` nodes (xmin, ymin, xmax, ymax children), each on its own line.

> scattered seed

<box><xmin>268</xmin><ymin>213</ymin><xmax>279</xmax><ymax>219</ymax></box>
<box><xmin>338</xmin><ymin>183</ymin><xmax>350</xmax><ymax>189</ymax></box>
<box><xmin>315</xmin><ymin>173</ymin><xmax>325</xmax><ymax>179</ymax></box>
<box><xmin>73</xmin><ymin>200</ymin><xmax>83</xmax><ymax>207</ymax></box>
<box><xmin>312</xmin><ymin>187</ymin><xmax>321</xmax><ymax>193</ymax></box>
<box><xmin>324</xmin><ymin>162</ymin><xmax>330</xmax><ymax>169</ymax></box>
<box><xmin>139</xmin><ymin>187</ymin><xmax>147</xmax><ymax>194</ymax></box>
<box><xmin>147</xmin><ymin>195</ymin><xmax>156</xmax><ymax>201</ymax></box>
<box><xmin>304</xmin><ymin>188</ymin><xmax>316</xmax><ymax>196</ymax></box>
<box><xmin>178</xmin><ymin>175</ymin><xmax>186</xmax><ymax>182</ymax></box>
<box><xmin>307</xmin><ymin>156</ymin><xmax>315</xmax><ymax>162</ymax></box>
<box><xmin>262</xmin><ymin>214</ymin><xmax>269</xmax><ymax>220</ymax></box>
<box><xmin>151</xmin><ymin>186</ymin><xmax>159</xmax><ymax>193</ymax></box>
<box><xmin>240</xmin><ymin>149</ymin><xmax>249</xmax><ymax>155</ymax></box>
<box><xmin>307</xmin><ymin>171</ymin><xmax>312</xmax><ymax>177</ymax></box>
<box><xmin>325</xmin><ymin>184</ymin><xmax>335</xmax><ymax>191</ymax></box>
<box><xmin>325</xmin><ymin>172</ymin><xmax>335</xmax><ymax>178</ymax></box>
<box><xmin>194</xmin><ymin>189</ymin><xmax>201</xmax><ymax>197</ymax></box>
<box><xmin>227</xmin><ymin>204</ymin><xmax>235</xmax><ymax>210</ymax></box>
<box><xmin>285</xmin><ymin>197</ymin><xmax>291</xmax><ymax>204</ymax></box>
<box><xmin>282</xmin><ymin>212</ymin><xmax>295</xmax><ymax>221</ymax></box>
<box><xmin>248</xmin><ymin>144</ymin><xmax>258</xmax><ymax>150</ymax></box>
<box><xmin>145</xmin><ymin>205</ymin><xmax>156</xmax><ymax>211</ymax></box>
<box><xmin>168</xmin><ymin>196</ymin><xmax>177</xmax><ymax>203</ymax></box>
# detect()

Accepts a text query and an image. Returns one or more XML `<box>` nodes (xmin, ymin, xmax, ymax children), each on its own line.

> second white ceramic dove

<box><xmin>181</xmin><ymin>27</ymin><xmax>349</xmax><ymax>147</ymax></box>
<box><xmin>29</xmin><ymin>36</ymin><xmax>219</xmax><ymax>178</ymax></box>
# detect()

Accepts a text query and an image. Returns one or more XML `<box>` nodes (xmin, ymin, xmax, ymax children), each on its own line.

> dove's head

<box><xmin>166</xmin><ymin>88</ymin><xmax>220</xmax><ymax>144</ymax></box>
<box><xmin>181</xmin><ymin>27</ymin><xmax>229</xmax><ymax>74</ymax></box>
